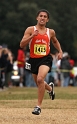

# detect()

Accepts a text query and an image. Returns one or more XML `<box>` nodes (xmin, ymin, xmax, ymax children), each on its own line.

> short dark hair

<box><xmin>36</xmin><ymin>9</ymin><xmax>50</xmax><ymax>19</ymax></box>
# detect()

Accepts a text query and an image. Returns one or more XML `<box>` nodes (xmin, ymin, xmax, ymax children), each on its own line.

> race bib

<box><xmin>25</xmin><ymin>62</ymin><xmax>31</xmax><ymax>70</ymax></box>
<box><xmin>34</xmin><ymin>44</ymin><xmax>46</xmax><ymax>55</ymax></box>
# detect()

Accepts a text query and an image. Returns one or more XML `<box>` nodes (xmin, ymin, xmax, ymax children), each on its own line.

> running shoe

<box><xmin>32</xmin><ymin>106</ymin><xmax>41</xmax><ymax>115</ymax></box>
<box><xmin>48</xmin><ymin>82</ymin><xmax>55</xmax><ymax>100</ymax></box>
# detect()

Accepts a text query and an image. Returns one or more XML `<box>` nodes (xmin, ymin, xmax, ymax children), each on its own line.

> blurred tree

<box><xmin>0</xmin><ymin>0</ymin><xmax>77</xmax><ymax>61</ymax></box>
<box><xmin>54</xmin><ymin>0</ymin><xmax>77</xmax><ymax>60</ymax></box>
<box><xmin>0</xmin><ymin>1</ymin><xmax>39</xmax><ymax>58</ymax></box>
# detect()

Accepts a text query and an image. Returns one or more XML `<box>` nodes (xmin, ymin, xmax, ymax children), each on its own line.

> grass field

<box><xmin>0</xmin><ymin>86</ymin><xmax>77</xmax><ymax>124</ymax></box>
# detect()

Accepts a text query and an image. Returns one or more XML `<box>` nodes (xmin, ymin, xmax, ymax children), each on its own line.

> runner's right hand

<box><xmin>32</xmin><ymin>30</ymin><xmax>39</xmax><ymax>37</ymax></box>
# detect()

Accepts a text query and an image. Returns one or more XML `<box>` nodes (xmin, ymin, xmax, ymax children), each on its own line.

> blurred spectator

<box><xmin>60</xmin><ymin>52</ymin><xmax>72</xmax><ymax>87</ymax></box>
<box><xmin>69</xmin><ymin>56</ymin><xmax>75</xmax><ymax>86</ymax></box>
<box><xmin>0</xmin><ymin>47</ymin><xmax>13</xmax><ymax>89</ymax></box>
<box><xmin>0</xmin><ymin>45</ymin><xmax>4</xmax><ymax>89</ymax></box>
<box><xmin>48</xmin><ymin>51</ymin><xmax>59</xmax><ymax>86</ymax></box>
<box><xmin>5</xmin><ymin>48</ymin><xmax>14</xmax><ymax>87</ymax></box>
<box><xmin>17</xmin><ymin>47</ymin><xmax>26</xmax><ymax>87</ymax></box>
<box><xmin>25</xmin><ymin>52</ymin><xmax>36</xmax><ymax>87</ymax></box>
<box><xmin>45</xmin><ymin>51</ymin><xmax>61</xmax><ymax>86</ymax></box>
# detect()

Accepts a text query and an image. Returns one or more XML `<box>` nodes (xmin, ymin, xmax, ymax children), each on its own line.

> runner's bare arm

<box><xmin>20</xmin><ymin>27</ymin><xmax>33</xmax><ymax>48</ymax></box>
<box><xmin>20</xmin><ymin>27</ymin><xmax>39</xmax><ymax>48</ymax></box>
<box><xmin>50</xmin><ymin>29</ymin><xmax>63</xmax><ymax>59</ymax></box>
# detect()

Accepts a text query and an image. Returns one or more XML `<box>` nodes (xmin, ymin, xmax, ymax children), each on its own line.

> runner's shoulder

<box><xmin>26</xmin><ymin>26</ymin><xmax>34</xmax><ymax>31</ymax></box>
<box><xmin>49</xmin><ymin>29</ymin><xmax>56</xmax><ymax>37</ymax></box>
<box><xmin>25</xmin><ymin>26</ymin><xmax>34</xmax><ymax>34</ymax></box>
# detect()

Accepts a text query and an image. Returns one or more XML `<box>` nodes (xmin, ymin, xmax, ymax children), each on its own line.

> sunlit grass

<box><xmin>0</xmin><ymin>87</ymin><xmax>77</xmax><ymax>124</ymax></box>
<box><xmin>0</xmin><ymin>86</ymin><xmax>77</xmax><ymax>100</ymax></box>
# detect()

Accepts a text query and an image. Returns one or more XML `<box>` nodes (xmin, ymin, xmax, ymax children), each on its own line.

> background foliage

<box><xmin>0</xmin><ymin>0</ymin><xmax>77</xmax><ymax>61</ymax></box>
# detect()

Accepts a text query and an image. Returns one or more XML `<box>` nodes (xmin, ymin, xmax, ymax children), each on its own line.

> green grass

<box><xmin>0</xmin><ymin>86</ymin><xmax>77</xmax><ymax>100</ymax></box>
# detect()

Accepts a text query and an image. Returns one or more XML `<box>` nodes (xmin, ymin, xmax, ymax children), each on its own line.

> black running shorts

<box><xmin>28</xmin><ymin>54</ymin><xmax>53</xmax><ymax>74</ymax></box>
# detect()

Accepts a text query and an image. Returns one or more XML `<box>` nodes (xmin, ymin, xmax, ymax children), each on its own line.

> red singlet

<box><xmin>29</xmin><ymin>26</ymin><xmax>50</xmax><ymax>58</ymax></box>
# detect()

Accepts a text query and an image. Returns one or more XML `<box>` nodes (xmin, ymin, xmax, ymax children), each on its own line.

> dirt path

<box><xmin>0</xmin><ymin>100</ymin><xmax>77</xmax><ymax>124</ymax></box>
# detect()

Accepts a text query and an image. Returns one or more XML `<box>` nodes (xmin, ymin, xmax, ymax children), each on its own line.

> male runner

<box><xmin>20</xmin><ymin>9</ymin><xmax>63</xmax><ymax>115</ymax></box>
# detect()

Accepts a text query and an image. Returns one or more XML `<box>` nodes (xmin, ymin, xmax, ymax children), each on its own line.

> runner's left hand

<box><xmin>57</xmin><ymin>52</ymin><xmax>63</xmax><ymax>60</ymax></box>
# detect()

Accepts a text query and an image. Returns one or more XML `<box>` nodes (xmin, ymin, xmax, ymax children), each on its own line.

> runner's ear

<box><xmin>36</xmin><ymin>17</ymin><xmax>38</xmax><ymax>21</ymax></box>
<box><xmin>46</xmin><ymin>19</ymin><xmax>49</xmax><ymax>22</ymax></box>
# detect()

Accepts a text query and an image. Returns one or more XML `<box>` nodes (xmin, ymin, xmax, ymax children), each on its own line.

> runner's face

<box><xmin>36</xmin><ymin>12</ymin><xmax>49</xmax><ymax>26</ymax></box>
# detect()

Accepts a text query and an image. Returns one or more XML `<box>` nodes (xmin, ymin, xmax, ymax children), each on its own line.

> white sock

<box><xmin>36</xmin><ymin>106</ymin><xmax>40</xmax><ymax>108</ymax></box>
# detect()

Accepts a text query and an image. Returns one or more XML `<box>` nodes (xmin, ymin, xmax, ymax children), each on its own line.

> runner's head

<box><xmin>36</xmin><ymin>9</ymin><xmax>50</xmax><ymax>19</ymax></box>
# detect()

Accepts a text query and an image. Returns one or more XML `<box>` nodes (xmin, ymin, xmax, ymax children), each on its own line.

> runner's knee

<box><xmin>37</xmin><ymin>76</ymin><xmax>44</xmax><ymax>85</ymax></box>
